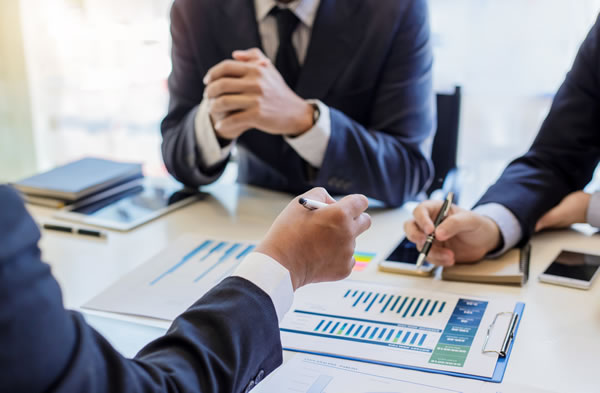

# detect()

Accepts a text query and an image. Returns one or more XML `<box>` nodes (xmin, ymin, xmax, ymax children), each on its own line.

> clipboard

<box><xmin>284</xmin><ymin>302</ymin><xmax>525</xmax><ymax>383</ymax></box>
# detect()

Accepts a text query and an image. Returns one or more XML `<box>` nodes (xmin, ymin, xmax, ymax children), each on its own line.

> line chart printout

<box><xmin>84</xmin><ymin>235</ymin><xmax>256</xmax><ymax>320</ymax></box>
<box><xmin>280</xmin><ymin>281</ymin><xmax>517</xmax><ymax>379</ymax></box>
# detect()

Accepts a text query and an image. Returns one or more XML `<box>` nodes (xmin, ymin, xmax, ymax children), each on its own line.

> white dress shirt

<box><xmin>195</xmin><ymin>0</ymin><xmax>331</xmax><ymax>169</ymax></box>
<box><xmin>232</xmin><ymin>252</ymin><xmax>294</xmax><ymax>322</ymax></box>
<box><xmin>474</xmin><ymin>191</ymin><xmax>600</xmax><ymax>256</ymax></box>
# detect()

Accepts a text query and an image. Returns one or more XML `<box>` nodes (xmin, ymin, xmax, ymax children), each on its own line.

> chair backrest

<box><xmin>426</xmin><ymin>86</ymin><xmax>462</xmax><ymax>197</ymax></box>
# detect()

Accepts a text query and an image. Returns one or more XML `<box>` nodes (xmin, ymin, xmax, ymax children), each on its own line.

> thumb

<box><xmin>337</xmin><ymin>194</ymin><xmax>369</xmax><ymax>219</ymax></box>
<box><xmin>300</xmin><ymin>187</ymin><xmax>336</xmax><ymax>205</ymax></box>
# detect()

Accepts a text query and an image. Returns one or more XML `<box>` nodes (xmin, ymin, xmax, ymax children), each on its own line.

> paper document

<box><xmin>280</xmin><ymin>281</ymin><xmax>518</xmax><ymax>379</ymax></box>
<box><xmin>254</xmin><ymin>353</ymin><xmax>486</xmax><ymax>393</ymax></box>
<box><xmin>84</xmin><ymin>235</ymin><xmax>256</xmax><ymax>320</ymax></box>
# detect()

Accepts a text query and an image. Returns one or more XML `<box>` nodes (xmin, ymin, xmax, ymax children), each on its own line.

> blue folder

<box><xmin>284</xmin><ymin>302</ymin><xmax>525</xmax><ymax>383</ymax></box>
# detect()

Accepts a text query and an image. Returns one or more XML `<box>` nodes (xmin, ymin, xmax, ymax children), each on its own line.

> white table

<box><xmin>30</xmin><ymin>183</ymin><xmax>600</xmax><ymax>393</ymax></box>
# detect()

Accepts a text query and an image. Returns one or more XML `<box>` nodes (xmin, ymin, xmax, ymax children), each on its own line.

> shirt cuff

<box><xmin>232</xmin><ymin>252</ymin><xmax>294</xmax><ymax>323</ymax></box>
<box><xmin>194</xmin><ymin>99</ymin><xmax>234</xmax><ymax>167</ymax></box>
<box><xmin>473</xmin><ymin>203</ymin><xmax>522</xmax><ymax>257</ymax></box>
<box><xmin>284</xmin><ymin>100</ymin><xmax>331</xmax><ymax>168</ymax></box>
<box><xmin>586</xmin><ymin>191</ymin><xmax>600</xmax><ymax>228</ymax></box>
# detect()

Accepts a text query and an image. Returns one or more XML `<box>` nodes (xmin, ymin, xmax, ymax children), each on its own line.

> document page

<box><xmin>280</xmin><ymin>281</ymin><xmax>518</xmax><ymax>379</ymax></box>
<box><xmin>84</xmin><ymin>235</ymin><xmax>256</xmax><ymax>320</ymax></box>
<box><xmin>254</xmin><ymin>353</ymin><xmax>486</xmax><ymax>393</ymax></box>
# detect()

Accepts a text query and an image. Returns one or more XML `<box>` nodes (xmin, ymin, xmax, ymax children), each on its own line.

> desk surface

<box><xmin>30</xmin><ymin>183</ymin><xmax>600</xmax><ymax>393</ymax></box>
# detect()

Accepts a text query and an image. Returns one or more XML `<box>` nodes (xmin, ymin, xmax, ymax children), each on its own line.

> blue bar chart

<box><xmin>344</xmin><ymin>288</ymin><xmax>446</xmax><ymax>318</ymax></box>
<box><xmin>309</xmin><ymin>315</ymin><xmax>431</xmax><ymax>349</ymax></box>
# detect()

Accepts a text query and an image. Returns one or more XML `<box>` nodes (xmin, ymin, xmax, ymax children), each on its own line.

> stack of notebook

<box><xmin>13</xmin><ymin>158</ymin><xmax>143</xmax><ymax>208</ymax></box>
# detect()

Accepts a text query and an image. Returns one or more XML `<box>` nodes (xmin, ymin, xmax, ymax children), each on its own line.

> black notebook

<box><xmin>13</xmin><ymin>158</ymin><xmax>143</xmax><ymax>202</ymax></box>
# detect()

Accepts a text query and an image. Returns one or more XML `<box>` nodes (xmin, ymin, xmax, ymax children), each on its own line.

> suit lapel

<box><xmin>216</xmin><ymin>0</ymin><xmax>263</xmax><ymax>57</ymax></box>
<box><xmin>295</xmin><ymin>0</ymin><xmax>362</xmax><ymax>100</ymax></box>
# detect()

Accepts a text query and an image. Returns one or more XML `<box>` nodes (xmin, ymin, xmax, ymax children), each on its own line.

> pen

<box><xmin>298</xmin><ymin>197</ymin><xmax>329</xmax><ymax>210</ymax></box>
<box><xmin>416</xmin><ymin>192</ymin><xmax>454</xmax><ymax>269</ymax></box>
<box><xmin>42</xmin><ymin>223</ymin><xmax>108</xmax><ymax>239</ymax></box>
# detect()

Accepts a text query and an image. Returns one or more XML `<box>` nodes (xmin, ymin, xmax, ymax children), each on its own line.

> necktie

<box><xmin>271</xmin><ymin>7</ymin><xmax>301</xmax><ymax>89</ymax></box>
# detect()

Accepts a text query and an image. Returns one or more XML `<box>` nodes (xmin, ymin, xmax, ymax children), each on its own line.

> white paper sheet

<box><xmin>254</xmin><ymin>353</ymin><xmax>486</xmax><ymax>393</ymax></box>
<box><xmin>84</xmin><ymin>235</ymin><xmax>256</xmax><ymax>320</ymax></box>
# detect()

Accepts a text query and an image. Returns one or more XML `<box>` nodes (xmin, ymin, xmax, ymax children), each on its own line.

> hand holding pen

<box><xmin>255</xmin><ymin>188</ymin><xmax>371</xmax><ymax>290</ymax></box>
<box><xmin>415</xmin><ymin>192</ymin><xmax>454</xmax><ymax>269</ymax></box>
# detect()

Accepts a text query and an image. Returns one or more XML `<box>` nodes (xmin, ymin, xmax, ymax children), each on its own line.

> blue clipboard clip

<box><xmin>482</xmin><ymin>311</ymin><xmax>519</xmax><ymax>357</ymax></box>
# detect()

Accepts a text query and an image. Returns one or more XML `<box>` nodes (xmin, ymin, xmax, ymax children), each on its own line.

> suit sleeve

<box><xmin>0</xmin><ymin>186</ymin><xmax>282</xmax><ymax>393</ymax></box>
<box><xmin>161</xmin><ymin>1</ymin><xmax>228</xmax><ymax>187</ymax></box>
<box><xmin>475</xmin><ymin>15</ymin><xmax>600</xmax><ymax>242</ymax></box>
<box><xmin>315</xmin><ymin>0</ymin><xmax>436</xmax><ymax>207</ymax></box>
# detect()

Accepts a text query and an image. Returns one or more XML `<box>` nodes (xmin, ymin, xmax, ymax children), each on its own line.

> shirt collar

<box><xmin>254</xmin><ymin>0</ymin><xmax>320</xmax><ymax>28</ymax></box>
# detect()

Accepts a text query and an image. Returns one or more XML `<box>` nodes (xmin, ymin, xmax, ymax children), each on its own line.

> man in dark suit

<box><xmin>404</xmin><ymin>15</ymin><xmax>600</xmax><ymax>265</ymax></box>
<box><xmin>161</xmin><ymin>0</ymin><xmax>435</xmax><ymax>207</ymax></box>
<box><xmin>0</xmin><ymin>185</ymin><xmax>370</xmax><ymax>392</ymax></box>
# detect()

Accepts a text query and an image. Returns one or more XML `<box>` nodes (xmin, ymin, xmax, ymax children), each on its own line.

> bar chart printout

<box><xmin>84</xmin><ymin>235</ymin><xmax>255</xmax><ymax>320</ymax></box>
<box><xmin>280</xmin><ymin>281</ymin><xmax>516</xmax><ymax>379</ymax></box>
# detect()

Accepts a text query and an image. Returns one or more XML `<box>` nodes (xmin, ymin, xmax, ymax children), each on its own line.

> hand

<box><xmin>535</xmin><ymin>191</ymin><xmax>591</xmax><ymax>232</ymax></box>
<box><xmin>203</xmin><ymin>48</ymin><xmax>314</xmax><ymax>140</ymax></box>
<box><xmin>256</xmin><ymin>187</ymin><xmax>372</xmax><ymax>290</ymax></box>
<box><xmin>404</xmin><ymin>201</ymin><xmax>502</xmax><ymax>266</ymax></box>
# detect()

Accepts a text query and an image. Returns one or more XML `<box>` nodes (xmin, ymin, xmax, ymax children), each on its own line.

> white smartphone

<box><xmin>538</xmin><ymin>250</ymin><xmax>600</xmax><ymax>290</ymax></box>
<box><xmin>378</xmin><ymin>237</ymin><xmax>435</xmax><ymax>276</ymax></box>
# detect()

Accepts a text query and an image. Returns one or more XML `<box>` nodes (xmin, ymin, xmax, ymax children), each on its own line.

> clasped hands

<box><xmin>203</xmin><ymin>48</ymin><xmax>314</xmax><ymax>140</ymax></box>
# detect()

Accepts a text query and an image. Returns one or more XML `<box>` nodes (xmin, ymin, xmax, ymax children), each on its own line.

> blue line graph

<box><xmin>149</xmin><ymin>239</ymin><xmax>255</xmax><ymax>286</ymax></box>
<box><xmin>193</xmin><ymin>243</ymin><xmax>240</xmax><ymax>282</ymax></box>
<box><xmin>150</xmin><ymin>240</ymin><xmax>212</xmax><ymax>285</ymax></box>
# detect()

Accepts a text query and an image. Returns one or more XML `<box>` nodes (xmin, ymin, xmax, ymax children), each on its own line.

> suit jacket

<box><xmin>0</xmin><ymin>185</ymin><xmax>282</xmax><ymax>393</ymax></box>
<box><xmin>476</xmin><ymin>15</ymin><xmax>600</xmax><ymax>242</ymax></box>
<box><xmin>161</xmin><ymin>0</ymin><xmax>435</xmax><ymax>207</ymax></box>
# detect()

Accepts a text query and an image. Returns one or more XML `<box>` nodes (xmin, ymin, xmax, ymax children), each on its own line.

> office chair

<box><xmin>427</xmin><ymin>86</ymin><xmax>462</xmax><ymax>203</ymax></box>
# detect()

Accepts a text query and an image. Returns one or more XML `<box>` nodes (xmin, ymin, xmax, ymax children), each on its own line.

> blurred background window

<box><xmin>2</xmin><ymin>0</ymin><xmax>600</xmax><ymax>205</ymax></box>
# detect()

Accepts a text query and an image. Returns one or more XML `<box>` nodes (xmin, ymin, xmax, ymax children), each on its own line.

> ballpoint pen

<box><xmin>298</xmin><ymin>197</ymin><xmax>329</xmax><ymax>210</ymax></box>
<box><xmin>42</xmin><ymin>223</ymin><xmax>108</xmax><ymax>239</ymax></box>
<box><xmin>416</xmin><ymin>192</ymin><xmax>454</xmax><ymax>269</ymax></box>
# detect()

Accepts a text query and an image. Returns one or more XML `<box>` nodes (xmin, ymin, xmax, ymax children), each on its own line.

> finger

<box><xmin>301</xmin><ymin>187</ymin><xmax>336</xmax><ymax>205</ymax></box>
<box><xmin>215</xmin><ymin>109</ymin><xmax>256</xmax><ymax>132</ymax></box>
<box><xmin>353</xmin><ymin>213</ymin><xmax>372</xmax><ymax>236</ymax></box>
<box><xmin>205</xmin><ymin>78</ymin><xmax>262</xmax><ymax>98</ymax></box>
<box><xmin>412</xmin><ymin>200</ymin><xmax>444</xmax><ymax>234</ymax></box>
<box><xmin>536</xmin><ymin>205</ymin><xmax>565</xmax><ymax>231</ymax></box>
<box><xmin>210</xmin><ymin>95</ymin><xmax>258</xmax><ymax>113</ymax></box>
<box><xmin>204</xmin><ymin>60</ymin><xmax>256</xmax><ymax>84</ymax></box>
<box><xmin>337</xmin><ymin>194</ymin><xmax>369</xmax><ymax>218</ymax></box>
<box><xmin>535</xmin><ymin>215</ymin><xmax>549</xmax><ymax>232</ymax></box>
<box><xmin>421</xmin><ymin>245</ymin><xmax>456</xmax><ymax>267</ymax></box>
<box><xmin>232</xmin><ymin>48</ymin><xmax>269</xmax><ymax>63</ymax></box>
<box><xmin>403</xmin><ymin>220</ymin><xmax>427</xmax><ymax>245</ymax></box>
<box><xmin>434</xmin><ymin>211</ymin><xmax>482</xmax><ymax>241</ymax></box>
